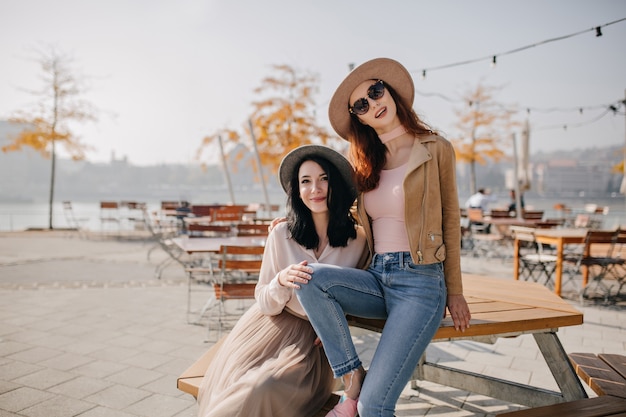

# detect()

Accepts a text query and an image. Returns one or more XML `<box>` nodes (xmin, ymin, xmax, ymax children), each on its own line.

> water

<box><xmin>0</xmin><ymin>196</ymin><xmax>624</xmax><ymax>232</ymax></box>
<box><xmin>0</xmin><ymin>189</ymin><xmax>287</xmax><ymax>232</ymax></box>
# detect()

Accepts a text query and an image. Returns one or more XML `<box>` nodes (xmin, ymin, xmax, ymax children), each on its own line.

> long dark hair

<box><xmin>348</xmin><ymin>82</ymin><xmax>434</xmax><ymax>192</ymax></box>
<box><xmin>285</xmin><ymin>155</ymin><xmax>357</xmax><ymax>249</ymax></box>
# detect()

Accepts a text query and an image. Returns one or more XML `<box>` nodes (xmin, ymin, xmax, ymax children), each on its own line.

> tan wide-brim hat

<box><xmin>278</xmin><ymin>144</ymin><xmax>357</xmax><ymax>201</ymax></box>
<box><xmin>328</xmin><ymin>57</ymin><xmax>415</xmax><ymax>140</ymax></box>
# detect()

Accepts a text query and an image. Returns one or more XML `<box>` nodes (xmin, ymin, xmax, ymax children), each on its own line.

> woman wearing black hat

<box><xmin>197</xmin><ymin>145</ymin><xmax>366</xmax><ymax>417</ymax></box>
<box><xmin>296</xmin><ymin>58</ymin><xmax>471</xmax><ymax>417</ymax></box>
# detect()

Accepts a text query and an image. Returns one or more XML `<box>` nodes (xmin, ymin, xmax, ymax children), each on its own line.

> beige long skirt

<box><xmin>196</xmin><ymin>303</ymin><xmax>335</xmax><ymax>417</ymax></box>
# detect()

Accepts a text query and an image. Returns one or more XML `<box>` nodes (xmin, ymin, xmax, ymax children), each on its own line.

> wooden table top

<box><xmin>172</xmin><ymin>236</ymin><xmax>266</xmax><ymax>254</ymax></box>
<box><xmin>349</xmin><ymin>274</ymin><xmax>583</xmax><ymax>341</ymax></box>
<box><xmin>533</xmin><ymin>228</ymin><xmax>588</xmax><ymax>240</ymax></box>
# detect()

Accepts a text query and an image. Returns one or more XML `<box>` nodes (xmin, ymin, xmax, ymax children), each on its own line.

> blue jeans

<box><xmin>296</xmin><ymin>252</ymin><xmax>446</xmax><ymax>417</ymax></box>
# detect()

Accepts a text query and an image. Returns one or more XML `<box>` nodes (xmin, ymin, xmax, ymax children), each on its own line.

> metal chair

<box><xmin>187</xmin><ymin>244</ymin><xmax>264</xmax><ymax>340</ymax></box>
<box><xmin>511</xmin><ymin>226</ymin><xmax>558</xmax><ymax>289</ymax></box>
<box><xmin>207</xmin><ymin>245</ymin><xmax>264</xmax><ymax>338</ymax></box>
<box><xmin>563</xmin><ymin>229</ymin><xmax>620</xmax><ymax>302</ymax></box>
<box><xmin>62</xmin><ymin>201</ymin><xmax>89</xmax><ymax>238</ymax></box>
<box><xmin>99</xmin><ymin>201</ymin><xmax>121</xmax><ymax>233</ymax></box>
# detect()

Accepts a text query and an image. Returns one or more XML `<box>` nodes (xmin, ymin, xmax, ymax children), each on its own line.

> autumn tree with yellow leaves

<box><xmin>197</xmin><ymin>64</ymin><xmax>333</xmax><ymax>202</ymax></box>
<box><xmin>2</xmin><ymin>46</ymin><xmax>97</xmax><ymax>229</ymax></box>
<box><xmin>451</xmin><ymin>83</ymin><xmax>519</xmax><ymax>194</ymax></box>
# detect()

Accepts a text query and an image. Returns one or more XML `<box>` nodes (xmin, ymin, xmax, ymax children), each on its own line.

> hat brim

<box><xmin>329</xmin><ymin>58</ymin><xmax>415</xmax><ymax>140</ymax></box>
<box><xmin>278</xmin><ymin>145</ymin><xmax>356</xmax><ymax>201</ymax></box>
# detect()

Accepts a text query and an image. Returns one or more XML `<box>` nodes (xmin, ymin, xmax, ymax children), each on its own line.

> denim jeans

<box><xmin>296</xmin><ymin>252</ymin><xmax>446</xmax><ymax>417</ymax></box>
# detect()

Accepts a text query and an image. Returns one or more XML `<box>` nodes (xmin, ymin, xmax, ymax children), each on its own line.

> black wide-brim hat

<box><xmin>278</xmin><ymin>145</ymin><xmax>357</xmax><ymax>201</ymax></box>
<box><xmin>328</xmin><ymin>57</ymin><xmax>415</xmax><ymax>140</ymax></box>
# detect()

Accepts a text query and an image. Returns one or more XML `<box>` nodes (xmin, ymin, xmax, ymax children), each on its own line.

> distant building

<box><xmin>535</xmin><ymin>159</ymin><xmax>616</xmax><ymax>198</ymax></box>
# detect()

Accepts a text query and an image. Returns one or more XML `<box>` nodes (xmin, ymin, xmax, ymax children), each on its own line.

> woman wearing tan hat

<box><xmin>296</xmin><ymin>58</ymin><xmax>471</xmax><ymax>417</ymax></box>
<box><xmin>197</xmin><ymin>145</ymin><xmax>366</xmax><ymax>417</ymax></box>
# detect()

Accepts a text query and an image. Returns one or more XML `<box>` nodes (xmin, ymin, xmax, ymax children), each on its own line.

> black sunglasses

<box><xmin>349</xmin><ymin>80</ymin><xmax>385</xmax><ymax>116</ymax></box>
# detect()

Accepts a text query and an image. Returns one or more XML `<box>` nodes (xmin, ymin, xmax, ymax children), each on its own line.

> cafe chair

<box><xmin>210</xmin><ymin>205</ymin><xmax>246</xmax><ymax>224</ymax></box>
<box><xmin>120</xmin><ymin>201</ymin><xmax>146</xmax><ymax>231</ymax></box>
<box><xmin>62</xmin><ymin>201</ymin><xmax>89</xmax><ymax>238</ymax></box>
<box><xmin>512</xmin><ymin>226</ymin><xmax>558</xmax><ymax>289</ymax></box>
<box><xmin>99</xmin><ymin>201</ymin><xmax>121</xmax><ymax>233</ymax></box>
<box><xmin>607</xmin><ymin>229</ymin><xmax>626</xmax><ymax>298</ymax></box>
<box><xmin>187</xmin><ymin>223</ymin><xmax>232</xmax><ymax>238</ymax></box>
<box><xmin>236</xmin><ymin>223</ymin><xmax>270</xmax><ymax>237</ymax></box>
<box><xmin>206</xmin><ymin>245</ymin><xmax>264</xmax><ymax>340</ymax></box>
<box><xmin>143</xmin><ymin>207</ymin><xmax>195</xmax><ymax>280</ymax></box>
<box><xmin>563</xmin><ymin>229</ymin><xmax>621</xmax><ymax>302</ymax></box>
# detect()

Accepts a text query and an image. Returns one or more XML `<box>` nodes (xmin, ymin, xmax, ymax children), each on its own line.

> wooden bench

<box><xmin>176</xmin><ymin>336</ymin><xmax>340</xmax><ymax>416</ymax></box>
<box><xmin>495</xmin><ymin>353</ymin><xmax>626</xmax><ymax>416</ymax></box>
<box><xmin>568</xmin><ymin>353</ymin><xmax>626</xmax><ymax>398</ymax></box>
<box><xmin>496</xmin><ymin>395</ymin><xmax>626</xmax><ymax>416</ymax></box>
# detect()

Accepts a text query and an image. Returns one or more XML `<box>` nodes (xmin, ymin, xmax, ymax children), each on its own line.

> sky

<box><xmin>1</xmin><ymin>0</ymin><xmax>625</xmax><ymax>166</ymax></box>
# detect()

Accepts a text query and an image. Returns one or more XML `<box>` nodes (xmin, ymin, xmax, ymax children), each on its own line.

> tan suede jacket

<box><xmin>355</xmin><ymin>133</ymin><xmax>463</xmax><ymax>295</ymax></box>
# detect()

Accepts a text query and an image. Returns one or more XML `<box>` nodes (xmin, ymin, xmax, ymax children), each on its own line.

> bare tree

<box><xmin>451</xmin><ymin>83</ymin><xmax>519</xmax><ymax>194</ymax></box>
<box><xmin>2</xmin><ymin>45</ymin><xmax>98</xmax><ymax>229</ymax></box>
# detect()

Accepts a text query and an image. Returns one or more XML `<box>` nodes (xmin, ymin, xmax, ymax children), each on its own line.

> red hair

<box><xmin>348</xmin><ymin>83</ymin><xmax>433</xmax><ymax>192</ymax></box>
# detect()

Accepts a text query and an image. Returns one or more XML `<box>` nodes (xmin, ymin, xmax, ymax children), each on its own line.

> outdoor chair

<box><xmin>187</xmin><ymin>223</ymin><xmax>232</xmax><ymax>237</ymax></box>
<box><xmin>511</xmin><ymin>226</ymin><xmax>557</xmax><ymax>289</ymax></box>
<box><xmin>209</xmin><ymin>245</ymin><xmax>264</xmax><ymax>339</ymax></box>
<box><xmin>236</xmin><ymin>223</ymin><xmax>270</xmax><ymax>237</ymax></box>
<box><xmin>62</xmin><ymin>201</ymin><xmax>89</xmax><ymax>238</ymax></box>
<box><xmin>120</xmin><ymin>201</ymin><xmax>146</xmax><ymax>231</ymax></box>
<box><xmin>99</xmin><ymin>201</ymin><xmax>121</xmax><ymax>233</ymax></box>
<box><xmin>210</xmin><ymin>205</ymin><xmax>246</xmax><ymax>225</ymax></box>
<box><xmin>467</xmin><ymin>209</ymin><xmax>512</xmax><ymax>260</ymax></box>
<box><xmin>185</xmin><ymin>244</ymin><xmax>264</xmax><ymax>340</ymax></box>
<box><xmin>143</xmin><ymin>207</ymin><xmax>196</xmax><ymax>279</ymax></box>
<box><xmin>606</xmin><ymin>229</ymin><xmax>626</xmax><ymax>298</ymax></box>
<box><xmin>563</xmin><ymin>229</ymin><xmax>621</xmax><ymax>302</ymax></box>
<box><xmin>521</xmin><ymin>210</ymin><xmax>544</xmax><ymax>221</ymax></box>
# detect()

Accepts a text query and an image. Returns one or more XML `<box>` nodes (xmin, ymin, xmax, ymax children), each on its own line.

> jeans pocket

<box><xmin>403</xmin><ymin>261</ymin><xmax>443</xmax><ymax>278</ymax></box>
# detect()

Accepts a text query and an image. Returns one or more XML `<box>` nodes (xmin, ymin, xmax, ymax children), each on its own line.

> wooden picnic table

<box><xmin>513</xmin><ymin>228</ymin><xmax>588</xmax><ymax>296</ymax></box>
<box><xmin>348</xmin><ymin>274</ymin><xmax>586</xmax><ymax>408</ymax></box>
<box><xmin>178</xmin><ymin>274</ymin><xmax>585</xmax><ymax>409</ymax></box>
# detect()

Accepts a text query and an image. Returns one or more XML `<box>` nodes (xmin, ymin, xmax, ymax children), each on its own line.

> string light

<box><xmin>415</xmin><ymin>88</ymin><xmax>625</xmax><ymax>132</ymax></box>
<box><xmin>534</xmin><ymin>107</ymin><xmax>618</xmax><ymax>131</ymax></box>
<box><xmin>411</xmin><ymin>17</ymin><xmax>625</xmax><ymax>76</ymax></box>
<box><xmin>491</xmin><ymin>56</ymin><xmax>497</xmax><ymax>68</ymax></box>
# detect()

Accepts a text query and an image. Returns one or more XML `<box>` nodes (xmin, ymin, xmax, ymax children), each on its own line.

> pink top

<box><xmin>255</xmin><ymin>222</ymin><xmax>366</xmax><ymax>318</ymax></box>
<box><xmin>363</xmin><ymin>163</ymin><xmax>410</xmax><ymax>254</ymax></box>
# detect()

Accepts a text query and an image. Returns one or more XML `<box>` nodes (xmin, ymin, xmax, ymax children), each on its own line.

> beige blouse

<box><xmin>255</xmin><ymin>221</ymin><xmax>366</xmax><ymax>318</ymax></box>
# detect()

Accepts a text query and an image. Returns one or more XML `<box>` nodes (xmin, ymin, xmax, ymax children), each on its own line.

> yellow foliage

<box><xmin>451</xmin><ymin>82</ymin><xmax>520</xmax><ymax>192</ymax></box>
<box><xmin>2</xmin><ymin>45</ymin><xmax>98</xmax><ymax>229</ymax></box>
<box><xmin>2</xmin><ymin>47</ymin><xmax>96</xmax><ymax>161</ymax></box>
<box><xmin>196</xmin><ymin>64</ymin><xmax>332</xmax><ymax>180</ymax></box>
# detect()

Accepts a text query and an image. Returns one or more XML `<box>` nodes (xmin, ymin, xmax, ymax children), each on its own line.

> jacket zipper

<box><xmin>416</xmin><ymin>168</ymin><xmax>428</xmax><ymax>264</ymax></box>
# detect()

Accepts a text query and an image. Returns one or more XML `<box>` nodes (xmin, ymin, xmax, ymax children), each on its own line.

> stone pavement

<box><xmin>0</xmin><ymin>231</ymin><xmax>624</xmax><ymax>417</ymax></box>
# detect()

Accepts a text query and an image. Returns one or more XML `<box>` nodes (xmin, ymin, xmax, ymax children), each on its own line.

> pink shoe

<box><xmin>326</xmin><ymin>395</ymin><xmax>358</xmax><ymax>417</ymax></box>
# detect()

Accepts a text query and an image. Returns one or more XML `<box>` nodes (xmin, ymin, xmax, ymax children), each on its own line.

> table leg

<box><xmin>513</xmin><ymin>238</ymin><xmax>520</xmax><ymax>281</ymax></box>
<box><xmin>554</xmin><ymin>240</ymin><xmax>564</xmax><ymax>296</ymax></box>
<box><xmin>533</xmin><ymin>332</ymin><xmax>587</xmax><ymax>401</ymax></box>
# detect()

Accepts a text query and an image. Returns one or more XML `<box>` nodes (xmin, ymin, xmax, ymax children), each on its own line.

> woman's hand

<box><xmin>278</xmin><ymin>260</ymin><xmax>312</xmax><ymax>289</ymax></box>
<box><xmin>446</xmin><ymin>294</ymin><xmax>471</xmax><ymax>332</ymax></box>
<box><xmin>268</xmin><ymin>216</ymin><xmax>287</xmax><ymax>233</ymax></box>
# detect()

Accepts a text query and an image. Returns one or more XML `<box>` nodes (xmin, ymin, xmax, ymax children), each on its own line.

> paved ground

<box><xmin>0</xmin><ymin>230</ymin><xmax>624</xmax><ymax>417</ymax></box>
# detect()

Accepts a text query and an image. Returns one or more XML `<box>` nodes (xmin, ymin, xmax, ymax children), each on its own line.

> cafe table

<box><xmin>513</xmin><ymin>228</ymin><xmax>587</xmax><ymax>296</ymax></box>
